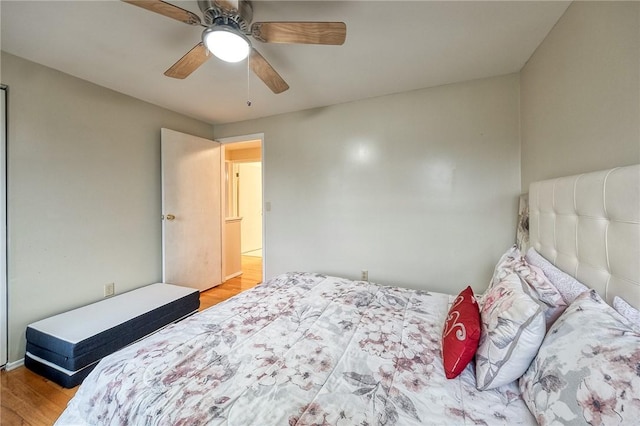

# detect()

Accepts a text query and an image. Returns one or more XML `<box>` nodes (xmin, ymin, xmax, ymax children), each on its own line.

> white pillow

<box><xmin>525</xmin><ymin>248</ymin><xmax>588</xmax><ymax>304</ymax></box>
<box><xmin>475</xmin><ymin>271</ymin><xmax>546</xmax><ymax>390</ymax></box>
<box><xmin>520</xmin><ymin>290</ymin><xmax>640</xmax><ymax>425</ymax></box>
<box><xmin>613</xmin><ymin>296</ymin><xmax>640</xmax><ymax>326</ymax></box>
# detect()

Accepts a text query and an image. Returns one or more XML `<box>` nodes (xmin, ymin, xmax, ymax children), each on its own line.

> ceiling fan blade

<box><xmin>122</xmin><ymin>0</ymin><xmax>201</xmax><ymax>26</ymax></box>
<box><xmin>251</xmin><ymin>22</ymin><xmax>346</xmax><ymax>45</ymax></box>
<box><xmin>165</xmin><ymin>43</ymin><xmax>210</xmax><ymax>79</ymax></box>
<box><xmin>250</xmin><ymin>48</ymin><xmax>289</xmax><ymax>94</ymax></box>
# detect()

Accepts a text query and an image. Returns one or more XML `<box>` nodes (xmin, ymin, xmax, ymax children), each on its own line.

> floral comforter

<box><xmin>56</xmin><ymin>273</ymin><xmax>535</xmax><ymax>425</ymax></box>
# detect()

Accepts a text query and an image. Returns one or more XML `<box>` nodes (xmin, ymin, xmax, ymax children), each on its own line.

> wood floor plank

<box><xmin>1</xmin><ymin>370</ymin><xmax>65</xmax><ymax>426</ymax></box>
<box><xmin>199</xmin><ymin>255</ymin><xmax>262</xmax><ymax>310</ymax></box>
<box><xmin>15</xmin><ymin>367</ymin><xmax>75</xmax><ymax>407</ymax></box>
<box><xmin>1</xmin><ymin>255</ymin><xmax>262</xmax><ymax>425</ymax></box>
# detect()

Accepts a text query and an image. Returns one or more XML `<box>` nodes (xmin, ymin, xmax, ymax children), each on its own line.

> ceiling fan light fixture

<box><xmin>203</xmin><ymin>26</ymin><xmax>251</xmax><ymax>63</ymax></box>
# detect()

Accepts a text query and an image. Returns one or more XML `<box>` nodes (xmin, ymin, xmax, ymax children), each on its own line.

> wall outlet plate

<box><xmin>104</xmin><ymin>283</ymin><xmax>115</xmax><ymax>298</ymax></box>
<box><xmin>361</xmin><ymin>270</ymin><xmax>368</xmax><ymax>282</ymax></box>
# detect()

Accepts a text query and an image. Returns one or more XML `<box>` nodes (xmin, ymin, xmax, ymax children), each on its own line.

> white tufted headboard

<box><xmin>529</xmin><ymin>164</ymin><xmax>640</xmax><ymax>310</ymax></box>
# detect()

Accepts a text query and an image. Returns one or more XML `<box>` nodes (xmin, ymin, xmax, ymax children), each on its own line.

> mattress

<box><xmin>56</xmin><ymin>273</ymin><xmax>536</xmax><ymax>425</ymax></box>
<box><xmin>24</xmin><ymin>352</ymin><xmax>98</xmax><ymax>389</ymax></box>
<box><xmin>26</xmin><ymin>283</ymin><xmax>200</xmax><ymax>388</ymax></box>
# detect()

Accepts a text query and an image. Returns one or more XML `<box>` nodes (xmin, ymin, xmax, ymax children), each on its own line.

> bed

<box><xmin>56</xmin><ymin>165</ymin><xmax>640</xmax><ymax>425</ymax></box>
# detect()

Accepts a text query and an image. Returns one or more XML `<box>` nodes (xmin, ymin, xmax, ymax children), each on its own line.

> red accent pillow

<box><xmin>442</xmin><ymin>286</ymin><xmax>481</xmax><ymax>379</ymax></box>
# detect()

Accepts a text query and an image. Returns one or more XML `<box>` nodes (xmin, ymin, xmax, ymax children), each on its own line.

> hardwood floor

<box><xmin>0</xmin><ymin>256</ymin><xmax>262</xmax><ymax>426</ymax></box>
<box><xmin>200</xmin><ymin>255</ymin><xmax>262</xmax><ymax>310</ymax></box>
<box><xmin>0</xmin><ymin>367</ymin><xmax>76</xmax><ymax>426</ymax></box>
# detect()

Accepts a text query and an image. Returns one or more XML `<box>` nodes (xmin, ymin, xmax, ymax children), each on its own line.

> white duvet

<box><xmin>56</xmin><ymin>272</ymin><xmax>535</xmax><ymax>425</ymax></box>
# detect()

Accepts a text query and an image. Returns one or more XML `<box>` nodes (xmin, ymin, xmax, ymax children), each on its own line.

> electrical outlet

<box><xmin>104</xmin><ymin>283</ymin><xmax>115</xmax><ymax>298</ymax></box>
<box><xmin>361</xmin><ymin>270</ymin><xmax>368</xmax><ymax>282</ymax></box>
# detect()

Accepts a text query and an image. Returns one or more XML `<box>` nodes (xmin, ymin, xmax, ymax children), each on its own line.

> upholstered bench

<box><xmin>25</xmin><ymin>283</ymin><xmax>199</xmax><ymax>388</ymax></box>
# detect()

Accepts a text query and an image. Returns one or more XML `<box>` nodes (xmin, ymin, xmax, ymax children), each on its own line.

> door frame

<box><xmin>1</xmin><ymin>85</ymin><xmax>8</xmax><ymax>367</ymax></box>
<box><xmin>217</xmin><ymin>133</ymin><xmax>265</xmax><ymax>283</ymax></box>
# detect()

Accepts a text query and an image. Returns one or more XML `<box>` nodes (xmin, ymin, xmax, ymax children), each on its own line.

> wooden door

<box><xmin>161</xmin><ymin>128</ymin><xmax>222</xmax><ymax>291</ymax></box>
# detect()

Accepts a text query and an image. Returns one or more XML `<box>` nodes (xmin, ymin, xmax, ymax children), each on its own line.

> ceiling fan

<box><xmin>122</xmin><ymin>0</ymin><xmax>347</xmax><ymax>94</ymax></box>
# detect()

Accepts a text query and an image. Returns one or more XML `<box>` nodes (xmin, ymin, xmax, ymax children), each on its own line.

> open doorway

<box><xmin>221</xmin><ymin>138</ymin><xmax>263</xmax><ymax>288</ymax></box>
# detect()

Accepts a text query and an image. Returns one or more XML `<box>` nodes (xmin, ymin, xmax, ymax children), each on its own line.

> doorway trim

<box><xmin>1</xmin><ymin>85</ymin><xmax>8</xmax><ymax>367</ymax></box>
<box><xmin>217</xmin><ymin>133</ymin><xmax>265</xmax><ymax>282</ymax></box>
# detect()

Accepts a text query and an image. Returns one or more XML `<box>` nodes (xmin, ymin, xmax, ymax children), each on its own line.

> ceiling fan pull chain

<box><xmin>246</xmin><ymin>54</ymin><xmax>252</xmax><ymax>107</ymax></box>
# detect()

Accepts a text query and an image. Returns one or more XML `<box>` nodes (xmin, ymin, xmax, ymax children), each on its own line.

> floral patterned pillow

<box><xmin>489</xmin><ymin>245</ymin><xmax>522</xmax><ymax>289</ymax></box>
<box><xmin>613</xmin><ymin>296</ymin><xmax>640</xmax><ymax>326</ymax></box>
<box><xmin>525</xmin><ymin>247</ymin><xmax>589</xmax><ymax>304</ymax></box>
<box><xmin>513</xmin><ymin>260</ymin><xmax>567</xmax><ymax>328</ymax></box>
<box><xmin>475</xmin><ymin>271</ymin><xmax>545</xmax><ymax>390</ymax></box>
<box><xmin>487</xmin><ymin>246</ymin><xmax>566</xmax><ymax>328</ymax></box>
<box><xmin>520</xmin><ymin>290</ymin><xmax>640</xmax><ymax>426</ymax></box>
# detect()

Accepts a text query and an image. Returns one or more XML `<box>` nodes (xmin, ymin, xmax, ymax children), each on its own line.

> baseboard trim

<box><xmin>5</xmin><ymin>358</ymin><xmax>24</xmax><ymax>371</ymax></box>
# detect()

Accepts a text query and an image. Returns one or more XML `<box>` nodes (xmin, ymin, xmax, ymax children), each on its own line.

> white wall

<box><xmin>520</xmin><ymin>1</ymin><xmax>640</xmax><ymax>189</ymax></box>
<box><xmin>215</xmin><ymin>74</ymin><xmax>521</xmax><ymax>294</ymax></box>
<box><xmin>2</xmin><ymin>52</ymin><xmax>214</xmax><ymax>363</ymax></box>
<box><xmin>237</xmin><ymin>162</ymin><xmax>262</xmax><ymax>254</ymax></box>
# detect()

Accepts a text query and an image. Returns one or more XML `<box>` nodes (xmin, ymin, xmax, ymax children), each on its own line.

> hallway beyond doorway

<box><xmin>200</xmin><ymin>255</ymin><xmax>262</xmax><ymax>310</ymax></box>
<box><xmin>243</xmin><ymin>249</ymin><xmax>262</xmax><ymax>257</ymax></box>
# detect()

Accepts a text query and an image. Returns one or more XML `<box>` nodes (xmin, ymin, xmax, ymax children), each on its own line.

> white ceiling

<box><xmin>1</xmin><ymin>1</ymin><xmax>570</xmax><ymax>125</ymax></box>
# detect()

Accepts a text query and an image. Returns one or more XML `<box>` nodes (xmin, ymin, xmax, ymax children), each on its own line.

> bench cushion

<box><xmin>25</xmin><ymin>283</ymin><xmax>199</xmax><ymax>387</ymax></box>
